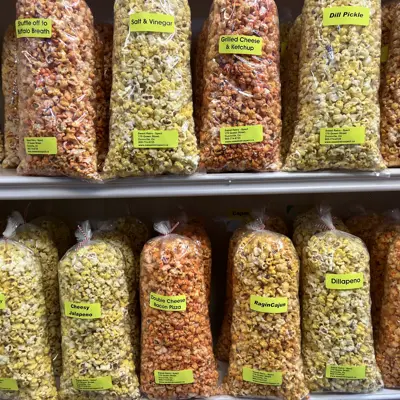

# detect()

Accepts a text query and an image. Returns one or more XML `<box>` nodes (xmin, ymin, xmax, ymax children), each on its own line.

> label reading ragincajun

<box><xmin>381</xmin><ymin>45</ymin><xmax>389</xmax><ymax>63</ymax></box>
<box><xmin>326</xmin><ymin>273</ymin><xmax>364</xmax><ymax>290</ymax></box>
<box><xmin>320</xmin><ymin>127</ymin><xmax>365</xmax><ymax>145</ymax></box>
<box><xmin>250</xmin><ymin>295</ymin><xmax>288</xmax><ymax>314</ymax></box>
<box><xmin>15</xmin><ymin>19</ymin><xmax>52</xmax><ymax>38</ymax></box>
<box><xmin>133</xmin><ymin>129</ymin><xmax>179</xmax><ymax>149</ymax></box>
<box><xmin>322</xmin><ymin>7</ymin><xmax>370</xmax><ymax>26</ymax></box>
<box><xmin>243</xmin><ymin>367</ymin><xmax>282</xmax><ymax>386</ymax></box>
<box><xmin>65</xmin><ymin>302</ymin><xmax>102</xmax><ymax>319</ymax></box>
<box><xmin>326</xmin><ymin>365</ymin><xmax>366</xmax><ymax>380</ymax></box>
<box><xmin>0</xmin><ymin>378</ymin><xmax>18</xmax><ymax>391</ymax></box>
<box><xmin>24</xmin><ymin>138</ymin><xmax>57</xmax><ymax>155</ymax></box>
<box><xmin>154</xmin><ymin>370</ymin><xmax>194</xmax><ymax>385</ymax></box>
<box><xmin>72</xmin><ymin>377</ymin><xmax>113</xmax><ymax>391</ymax></box>
<box><xmin>0</xmin><ymin>294</ymin><xmax>5</xmax><ymax>310</ymax></box>
<box><xmin>150</xmin><ymin>293</ymin><xmax>187</xmax><ymax>312</ymax></box>
<box><xmin>219</xmin><ymin>35</ymin><xmax>263</xmax><ymax>56</ymax></box>
<box><xmin>220</xmin><ymin>125</ymin><xmax>263</xmax><ymax>145</ymax></box>
<box><xmin>129</xmin><ymin>12</ymin><xmax>175</xmax><ymax>33</ymax></box>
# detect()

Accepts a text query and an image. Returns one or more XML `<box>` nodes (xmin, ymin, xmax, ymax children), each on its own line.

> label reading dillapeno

<box><xmin>65</xmin><ymin>302</ymin><xmax>102</xmax><ymax>319</ymax></box>
<box><xmin>72</xmin><ymin>377</ymin><xmax>113</xmax><ymax>391</ymax></box>
<box><xmin>322</xmin><ymin>7</ymin><xmax>370</xmax><ymax>26</ymax></box>
<box><xmin>0</xmin><ymin>378</ymin><xmax>19</xmax><ymax>391</ymax></box>
<box><xmin>0</xmin><ymin>294</ymin><xmax>5</xmax><ymax>310</ymax></box>
<box><xmin>129</xmin><ymin>12</ymin><xmax>175</xmax><ymax>33</ymax></box>
<box><xmin>326</xmin><ymin>273</ymin><xmax>364</xmax><ymax>290</ymax></box>
<box><xmin>24</xmin><ymin>138</ymin><xmax>57</xmax><ymax>155</ymax></box>
<box><xmin>243</xmin><ymin>367</ymin><xmax>282</xmax><ymax>386</ymax></box>
<box><xmin>250</xmin><ymin>295</ymin><xmax>288</xmax><ymax>314</ymax></box>
<box><xmin>133</xmin><ymin>129</ymin><xmax>179</xmax><ymax>149</ymax></box>
<box><xmin>220</xmin><ymin>125</ymin><xmax>263</xmax><ymax>145</ymax></box>
<box><xmin>15</xmin><ymin>19</ymin><xmax>52</xmax><ymax>38</ymax></box>
<box><xmin>326</xmin><ymin>365</ymin><xmax>366</xmax><ymax>380</ymax></box>
<box><xmin>320</xmin><ymin>127</ymin><xmax>365</xmax><ymax>145</ymax></box>
<box><xmin>219</xmin><ymin>36</ymin><xmax>263</xmax><ymax>56</ymax></box>
<box><xmin>150</xmin><ymin>293</ymin><xmax>187</xmax><ymax>312</ymax></box>
<box><xmin>154</xmin><ymin>370</ymin><xmax>194</xmax><ymax>385</ymax></box>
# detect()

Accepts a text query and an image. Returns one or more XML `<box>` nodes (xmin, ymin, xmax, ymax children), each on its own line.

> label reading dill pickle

<box><xmin>381</xmin><ymin>45</ymin><xmax>389</xmax><ymax>63</ymax></box>
<box><xmin>250</xmin><ymin>296</ymin><xmax>288</xmax><ymax>314</ymax></box>
<box><xmin>24</xmin><ymin>138</ymin><xmax>57</xmax><ymax>155</ymax></box>
<box><xmin>0</xmin><ymin>378</ymin><xmax>18</xmax><ymax>391</ymax></box>
<box><xmin>15</xmin><ymin>19</ymin><xmax>52</xmax><ymax>38</ymax></box>
<box><xmin>150</xmin><ymin>293</ymin><xmax>187</xmax><ymax>312</ymax></box>
<box><xmin>243</xmin><ymin>367</ymin><xmax>283</xmax><ymax>386</ymax></box>
<box><xmin>220</xmin><ymin>125</ymin><xmax>263</xmax><ymax>145</ymax></box>
<box><xmin>322</xmin><ymin>7</ymin><xmax>370</xmax><ymax>26</ymax></box>
<box><xmin>320</xmin><ymin>127</ymin><xmax>365</xmax><ymax>145</ymax></box>
<box><xmin>129</xmin><ymin>12</ymin><xmax>175</xmax><ymax>33</ymax></box>
<box><xmin>326</xmin><ymin>365</ymin><xmax>366</xmax><ymax>380</ymax></box>
<box><xmin>133</xmin><ymin>129</ymin><xmax>179</xmax><ymax>149</ymax></box>
<box><xmin>72</xmin><ymin>377</ymin><xmax>113</xmax><ymax>391</ymax></box>
<box><xmin>0</xmin><ymin>294</ymin><xmax>5</xmax><ymax>310</ymax></box>
<box><xmin>154</xmin><ymin>370</ymin><xmax>194</xmax><ymax>385</ymax></box>
<box><xmin>219</xmin><ymin>35</ymin><xmax>263</xmax><ymax>55</ymax></box>
<box><xmin>325</xmin><ymin>273</ymin><xmax>364</xmax><ymax>290</ymax></box>
<box><xmin>65</xmin><ymin>302</ymin><xmax>102</xmax><ymax>319</ymax></box>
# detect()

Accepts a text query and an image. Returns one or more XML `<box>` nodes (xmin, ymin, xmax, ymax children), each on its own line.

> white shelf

<box><xmin>0</xmin><ymin>169</ymin><xmax>398</xmax><ymax>200</ymax></box>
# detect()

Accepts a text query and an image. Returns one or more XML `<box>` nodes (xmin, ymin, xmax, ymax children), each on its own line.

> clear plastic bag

<box><xmin>376</xmin><ymin>233</ymin><xmax>400</xmax><ymax>388</ymax></box>
<box><xmin>0</xmin><ymin>215</ymin><xmax>58</xmax><ymax>399</ymax></box>
<box><xmin>284</xmin><ymin>0</ymin><xmax>385</xmax><ymax>171</ymax></box>
<box><xmin>225</xmin><ymin>221</ymin><xmax>308</xmax><ymax>400</ymax></box>
<box><xmin>103</xmin><ymin>0</ymin><xmax>199</xmax><ymax>177</ymax></box>
<box><xmin>59</xmin><ymin>222</ymin><xmax>140</xmax><ymax>399</ymax></box>
<box><xmin>16</xmin><ymin>0</ymin><xmax>100</xmax><ymax>180</ymax></box>
<box><xmin>140</xmin><ymin>221</ymin><xmax>218</xmax><ymax>400</ymax></box>
<box><xmin>302</xmin><ymin>215</ymin><xmax>382</xmax><ymax>393</ymax></box>
<box><xmin>381</xmin><ymin>2</ymin><xmax>396</xmax><ymax>89</ymax></box>
<box><xmin>199</xmin><ymin>0</ymin><xmax>282</xmax><ymax>172</ymax></box>
<box><xmin>95</xmin><ymin>23</ymin><xmax>113</xmax><ymax>104</ymax></box>
<box><xmin>2</xmin><ymin>25</ymin><xmax>18</xmax><ymax>168</ymax></box>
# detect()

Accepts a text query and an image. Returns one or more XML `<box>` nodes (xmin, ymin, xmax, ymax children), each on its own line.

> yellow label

<box><xmin>243</xmin><ymin>367</ymin><xmax>282</xmax><ymax>386</ymax></box>
<box><xmin>72</xmin><ymin>377</ymin><xmax>113</xmax><ymax>391</ymax></box>
<box><xmin>0</xmin><ymin>294</ymin><xmax>5</xmax><ymax>310</ymax></box>
<box><xmin>326</xmin><ymin>365</ymin><xmax>366</xmax><ymax>380</ymax></box>
<box><xmin>130</xmin><ymin>12</ymin><xmax>175</xmax><ymax>33</ymax></box>
<box><xmin>150</xmin><ymin>293</ymin><xmax>186</xmax><ymax>312</ymax></box>
<box><xmin>154</xmin><ymin>370</ymin><xmax>194</xmax><ymax>385</ymax></box>
<box><xmin>219</xmin><ymin>35</ymin><xmax>263</xmax><ymax>55</ymax></box>
<box><xmin>322</xmin><ymin>7</ymin><xmax>370</xmax><ymax>26</ymax></box>
<box><xmin>320</xmin><ymin>127</ymin><xmax>365</xmax><ymax>145</ymax></box>
<box><xmin>133</xmin><ymin>129</ymin><xmax>179</xmax><ymax>149</ymax></box>
<box><xmin>250</xmin><ymin>296</ymin><xmax>288</xmax><ymax>313</ymax></box>
<box><xmin>281</xmin><ymin>42</ymin><xmax>288</xmax><ymax>56</ymax></box>
<box><xmin>24</xmin><ymin>138</ymin><xmax>57</xmax><ymax>155</ymax></box>
<box><xmin>220</xmin><ymin>125</ymin><xmax>263</xmax><ymax>145</ymax></box>
<box><xmin>0</xmin><ymin>378</ymin><xmax>18</xmax><ymax>391</ymax></box>
<box><xmin>381</xmin><ymin>45</ymin><xmax>389</xmax><ymax>63</ymax></box>
<box><xmin>16</xmin><ymin>19</ymin><xmax>52</xmax><ymax>38</ymax></box>
<box><xmin>326</xmin><ymin>273</ymin><xmax>364</xmax><ymax>290</ymax></box>
<box><xmin>65</xmin><ymin>302</ymin><xmax>102</xmax><ymax>319</ymax></box>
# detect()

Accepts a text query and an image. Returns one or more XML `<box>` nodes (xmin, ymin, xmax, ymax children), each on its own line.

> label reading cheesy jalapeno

<box><xmin>219</xmin><ymin>35</ymin><xmax>263</xmax><ymax>56</ymax></box>
<box><xmin>154</xmin><ymin>370</ymin><xmax>194</xmax><ymax>384</ymax></box>
<box><xmin>322</xmin><ymin>7</ymin><xmax>370</xmax><ymax>26</ymax></box>
<box><xmin>325</xmin><ymin>273</ymin><xmax>364</xmax><ymax>290</ymax></box>
<box><xmin>0</xmin><ymin>378</ymin><xmax>19</xmax><ymax>391</ymax></box>
<box><xmin>243</xmin><ymin>367</ymin><xmax>283</xmax><ymax>386</ymax></box>
<box><xmin>129</xmin><ymin>12</ymin><xmax>175</xmax><ymax>33</ymax></box>
<box><xmin>0</xmin><ymin>294</ymin><xmax>5</xmax><ymax>310</ymax></box>
<box><xmin>15</xmin><ymin>18</ymin><xmax>52</xmax><ymax>38</ymax></box>
<box><xmin>150</xmin><ymin>293</ymin><xmax>186</xmax><ymax>312</ymax></box>
<box><xmin>65</xmin><ymin>302</ymin><xmax>102</xmax><ymax>319</ymax></box>
<box><xmin>326</xmin><ymin>365</ymin><xmax>366</xmax><ymax>380</ymax></box>
<box><xmin>72</xmin><ymin>376</ymin><xmax>113</xmax><ymax>391</ymax></box>
<box><xmin>250</xmin><ymin>295</ymin><xmax>288</xmax><ymax>313</ymax></box>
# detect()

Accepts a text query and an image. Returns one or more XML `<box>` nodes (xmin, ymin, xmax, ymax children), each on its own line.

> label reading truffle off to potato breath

<box><xmin>219</xmin><ymin>35</ymin><xmax>263</xmax><ymax>56</ymax></box>
<box><xmin>250</xmin><ymin>296</ymin><xmax>288</xmax><ymax>314</ymax></box>
<box><xmin>320</xmin><ymin>127</ymin><xmax>365</xmax><ymax>145</ymax></box>
<box><xmin>65</xmin><ymin>302</ymin><xmax>102</xmax><ymax>319</ymax></box>
<box><xmin>133</xmin><ymin>129</ymin><xmax>179</xmax><ymax>149</ymax></box>
<box><xmin>243</xmin><ymin>367</ymin><xmax>283</xmax><ymax>386</ymax></box>
<box><xmin>24</xmin><ymin>138</ymin><xmax>57</xmax><ymax>155</ymax></box>
<box><xmin>325</xmin><ymin>273</ymin><xmax>364</xmax><ymax>290</ymax></box>
<box><xmin>129</xmin><ymin>12</ymin><xmax>175</xmax><ymax>33</ymax></box>
<box><xmin>322</xmin><ymin>7</ymin><xmax>370</xmax><ymax>26</ymax></box>
<box><xmin>220</xmin><ymin>125</ymin><xmax>263</xmax><ymax>145</ymax></box>
<box><xmin>72</xmin><ymin>377</ymin><xmax>113</xmax><ymax>391</ymax></box>
<box><xmin>326</xmin><ymin>365</ymin><xmax>366</xmax><ymax>380</ymax></box>
<box><xmin>0</xmin><ymin>294</ymin><xmax>5</xmax><ymax>310</ymax></box>
<box><xmin>15</xmin><ymin>19</ymin><xmax>52</xmax><ymax>38</ymax></box>
<box><xmin>150</xmin><ymin>293</ymin><xmax>187</xmax><ymax>312</ymax></box>
<box><xmin>0</xmin><ymin>378</ymin><xmax>19</xmax><ymax>391</ymax></box>
<box><xmin>154</xmin><ymin>370</ymin><xmax>194</xmax><ymax>385</ymax></box>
